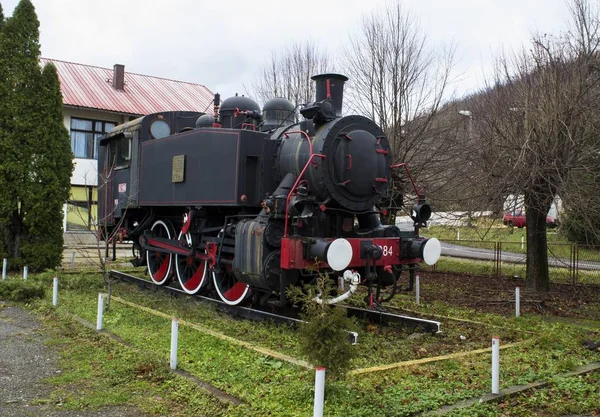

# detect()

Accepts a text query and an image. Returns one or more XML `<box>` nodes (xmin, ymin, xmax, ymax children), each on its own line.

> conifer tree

<box><xmin>0</xmin><ymin>0</ymin><xmax>72</xmax><ymax>270</ymax></box>
<box><xmin>0</xmin><ymin>2</ymin><xmax>4</xmax><ymax>260</ymax></box>
<box><xmin>20</xmin><ymin>63</ymin><xmax>73</xmax><ymax>270</ymax></box>
<box><xmin>0</xmin><ymin>3</ymin><xmax>4</xmax><ymax>32</ymax></box>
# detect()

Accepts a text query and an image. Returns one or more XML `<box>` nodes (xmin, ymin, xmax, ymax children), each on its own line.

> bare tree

<box><xmin>69</xmin><ymin>157</ymin><xmax>132</xmax><ymax>309</ymax></box>
<box><xmin>342</xmin><ymin>1</ymin><xmax>459</xmax><ymax>213</ymax></box>
<box><xmin>249</xmin><ymin>40</ymin><xmax>330</xmax><ymax>108</ymax></box>
<box><xmin>471</xmin><ymin>0</ymin><xmax>600</xmax><ymax>291</ymax></box>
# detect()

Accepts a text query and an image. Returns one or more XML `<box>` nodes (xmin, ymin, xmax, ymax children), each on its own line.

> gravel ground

<box><xmin>0</xmin><ymin>304</ymin><xmax>146</xmax><ymax>417</ymax></box>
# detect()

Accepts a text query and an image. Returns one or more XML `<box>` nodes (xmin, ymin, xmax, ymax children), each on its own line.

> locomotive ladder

<box><xmin>109</xmin><ymin>270</ymin><xmax>441</xmax><ymax>334</ymax></box>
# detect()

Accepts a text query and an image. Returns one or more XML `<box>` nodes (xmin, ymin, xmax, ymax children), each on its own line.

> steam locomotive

<box><xmin>98</xmin><ymin>74</ymin><xmax>441</xmax><ymax>307</ymax></box>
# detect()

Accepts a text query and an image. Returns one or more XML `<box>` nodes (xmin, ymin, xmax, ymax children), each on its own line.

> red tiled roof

<box><xmin>41</xmin><ymin>58</ymin><xmax>214</xmax><ymax>116</ymax></box>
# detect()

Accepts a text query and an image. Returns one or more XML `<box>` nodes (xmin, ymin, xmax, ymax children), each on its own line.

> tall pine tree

<box><xmin>0</xmin><ymin>0</ymin><xmax>73</xmax><ymax>270</ymax></box>
<box><xmin>21</xmin><ymin>63</ymin><xmax>73</xmax><ymax>270</ymax></box>
<box><xmin>0</xmin><ymin>3</ymin><xmax>4</xmax><ymax>32</ymax></box>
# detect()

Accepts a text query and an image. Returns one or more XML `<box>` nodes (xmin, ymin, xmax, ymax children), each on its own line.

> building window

<box><xmin>70</xmin><ymin>118</ymin><xmax>116</xmax><ymax>159</ymax></box>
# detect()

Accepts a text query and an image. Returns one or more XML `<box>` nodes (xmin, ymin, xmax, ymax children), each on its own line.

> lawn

<box><xmin>1</xmin><ymin>269</ymin><xmax>598</xmax><ymax>416</ymax></box>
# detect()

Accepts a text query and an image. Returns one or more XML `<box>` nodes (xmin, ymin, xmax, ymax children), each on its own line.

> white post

<box><xmin>521</xmin><ymin>235</ymin><xmax>524</xmax><ymax>250</ymax></box>
<box><xmin>415</xmin><ymin>274</ymin><xmax>420</xmax><ymax>305</ymax></box>
<box><xmin>491</xmin><ymin>336</ymin><xmax>500</xmax><ymax>394</ymax></box>
<box><xmin>70</xmin><ymin>252</ymin><xmax>76</xmax><ymax>268</ymax></box>
<box><xmin>2</xmin><ymin>258</ymin><xmax>6</xmax><ymax>280</ymax></box>
<box><xmin>457</xmin><ymin>229</ymin><xmax>460</xmax><ymax>241</ymax></box>
<box><xmin>515</xmin><ymin>287</ymin><xmax>520</xmax><ymax>317</ymax></box>
<box><xmin>170</xmin><ymin>318</ymin><xmax>179</xmax><ymax>370</ymax></box>
<box><xmin>52</xmin><ymin>277</ymin><xmax>59</xmax><ymax>307</ymax></box>
<box><xmin>62</xmin><ymin>203</ymin><xmax>68</xmax><ymax>232</ymax></box>
<box><xmin>313</xmin><ymin>367</ymin><xmax>326</xmax><ymax>417</ymax></box>
<box><xmin>23</xmin><ymin>266</ymin><xmax>28</xmax><ymax>280</ymax></box>
<box><xmin>96</xmin><ymin>293</ymin><xmax>104</xmax><ymax>331</ymax></box>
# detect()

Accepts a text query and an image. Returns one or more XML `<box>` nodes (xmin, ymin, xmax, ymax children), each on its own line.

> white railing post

<box><xmin>23</xmin><ymin>266</ymin><xmax>28</xmax><ymax>280</ymax></box>
<box><xmin>457</xmin><ymin>229</ymin><xmax>460</xmax><ymax>241</ymax></box>
<box><xmin>52</xmin><ymin>277</ymin><xmax>59</xmax><ymax>307</ymax></box>
<box><xmin>2</xmin><ymin>258</ymin><xmax>6</xmax><ymax>280</ymax></box>
<box><xmin>313</xmin><ymin>367</ymin><xmax>326</xmax><ymax>417</ymax></box>
<box><xmin>515</xmin><ymin>287</ymin><xmax>520</xmax><ymax>317</ymax></box>
<box><xmin>70</xmin><ymin>252</ymin><xmax>76</xmax><ymax>268</ymax></box>
<box><xmin>96</xmin><ymin>293</ymin><xmax>105</xmax><ymax>331</ymax></box>
<box><xmin>491</xmin><ymin>336</ymin><xmax>500</xmax><ymax>394</ymax></box>
<box><xmin>170</xmin><ymin>318</ymin><xmax>179</xmax><ymax>370</ymax></box>
<box><xmin>415</xmin><ymin>274</ymin><xmax>420</xmax><ymax>305</ymax></box>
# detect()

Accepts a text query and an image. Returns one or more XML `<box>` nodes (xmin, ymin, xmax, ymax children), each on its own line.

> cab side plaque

<box><xmin>172</xmin><ymin>155</ymin><xmax>185</xmax><ymax>183</ymax></box>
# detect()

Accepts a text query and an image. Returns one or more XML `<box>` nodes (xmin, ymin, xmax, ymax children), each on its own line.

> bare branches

<box><xmin>568</xmin><ymin>0</ymin><xmax>600</xmax><ymax>56</ymax></box>
<box><xmin>249</xmin><ymin>40</ymin><xmax>330</xmax><ymax>108</ymax></box>
<box><xmin>468</xmin><ymin>0</ymin><xmax>600</xmax><ymax>290</ymax></box>
<box><xmin>342</xmin><ymin>1</ymin><xmax>458</xmax><ymax>207</ymax></box>
<box><xmin>344</xmin><ymin>2</ymin><xmax>456</xmax><ymax>153</ymax></box>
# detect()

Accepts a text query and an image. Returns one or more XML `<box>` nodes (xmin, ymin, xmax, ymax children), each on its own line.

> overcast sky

<box><xmin>1</xmin><ymin>0</ymin><xmax>571</xmax><ymax>101</ymax></box>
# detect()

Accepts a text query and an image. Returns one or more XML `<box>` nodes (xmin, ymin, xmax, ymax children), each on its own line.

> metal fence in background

<box><xmin>425</xmin><ymin>240</ymin><xmax>600</xmax><ymax>285</ymax></box>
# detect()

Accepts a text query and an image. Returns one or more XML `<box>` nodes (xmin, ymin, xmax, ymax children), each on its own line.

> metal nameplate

<box><xmin>172</xmin><ymin>155</ymin><xmax>185</xmax><ymax>183</ymax></box>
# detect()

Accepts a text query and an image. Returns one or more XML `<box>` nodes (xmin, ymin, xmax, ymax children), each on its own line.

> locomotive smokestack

<box><xmin>312</xmin><ymin>73</ymin><xmax>348</xmax><ymax>117</ymax></box>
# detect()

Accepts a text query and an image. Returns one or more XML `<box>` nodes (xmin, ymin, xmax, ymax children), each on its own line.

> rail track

<box><xmin>110</xmin><ymin>270</ymin><xmax>442</xmax><ymax>334</ymax></box>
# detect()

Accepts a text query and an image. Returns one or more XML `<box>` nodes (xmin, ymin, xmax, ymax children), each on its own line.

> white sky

<box><xmin>1</xmin><ymin>0</ymin><xmax>571</xmax><ymax>101</ymax></box>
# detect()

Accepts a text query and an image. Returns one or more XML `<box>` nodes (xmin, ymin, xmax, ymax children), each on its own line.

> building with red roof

<box><xmin>41</xmin><ymin>58</ymin><xmax>214</xmax><ymax>231</ymax></box>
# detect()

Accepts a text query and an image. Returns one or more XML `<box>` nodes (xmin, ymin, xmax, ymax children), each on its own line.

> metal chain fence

<box><xmin>424</xmin><ymin>240</ymin><xmax>600</xmax><ymax>285</ymax></box>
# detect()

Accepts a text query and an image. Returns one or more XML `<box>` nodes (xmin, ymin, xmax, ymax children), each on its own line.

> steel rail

<box><xmin>110</xmin><ymin>270</ymin><xmax>441</xmax><ymax>333</ymax></box>
<box><xmin>110</xmin><ymin>270</ymin><xmax>303</xmax><ymax>326</ymax></box>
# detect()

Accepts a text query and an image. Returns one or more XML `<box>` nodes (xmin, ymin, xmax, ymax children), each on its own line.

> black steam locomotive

<box><xmin>98</xmin><ymin>74</ymin><xmax>440</xmax><ymax>307</ymax></box>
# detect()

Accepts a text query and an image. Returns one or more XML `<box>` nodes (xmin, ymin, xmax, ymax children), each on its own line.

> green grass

<box><xmin>37</xmin><ymin>305</ymin><xmax>236</xmax><ymax>416</ymax></box>
<box><xmin>447</xmin><ymin>370</ymin><xmax>600</xmax><ymax>416</ymax></box>
<box><xmin>426</xmin><ymin>224</ymin><xmax>566</xmax><ymax>245</ymax></box>
<box><xmin>7</xmin><ymin>270</ymin><xmax>600</xmax><ymax>417</ymax></box>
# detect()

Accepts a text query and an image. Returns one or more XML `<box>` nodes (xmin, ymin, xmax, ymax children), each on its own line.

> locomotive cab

<box><xmin>98</xmin><ymin>111</ymin><xmax>202</xmax><ymax>230</ymax></box>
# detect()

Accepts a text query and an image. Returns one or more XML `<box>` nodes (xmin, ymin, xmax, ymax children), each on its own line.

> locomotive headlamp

<box><xmin>411</xmin><ymin>203</ymin><xmax>432</xmax><ymax>223</ymax></box>
<box><xmin>308</xmin><ymin>238</ymin><xmax>354</xmax><ymax>271</ymax></box>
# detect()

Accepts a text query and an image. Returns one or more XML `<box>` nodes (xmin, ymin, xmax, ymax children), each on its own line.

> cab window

<box><xmin>108</xmin><ymin>134</ymin><xmax>131</xmax><ymax>169</ymax></box>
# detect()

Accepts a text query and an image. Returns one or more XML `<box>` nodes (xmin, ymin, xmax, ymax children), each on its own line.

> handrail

<box><xmin>282</xmin><ymin>130</ymin><xmax>326</xmax><ymax>237</ymax></box>
<box><xmin>390</xmin><ymin>162</ymin><xmax>420</xmax><ymax>197</ymax></box>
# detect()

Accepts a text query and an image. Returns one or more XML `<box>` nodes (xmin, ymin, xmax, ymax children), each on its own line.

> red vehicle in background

<box><xmin>503</xmin><ymin>210</ymin><xmax>559</xmax><ymax>228</ymax></box>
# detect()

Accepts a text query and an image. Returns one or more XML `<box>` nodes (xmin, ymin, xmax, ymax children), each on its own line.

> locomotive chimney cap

<box><xmin>311</xmin><ymin>73</ymin><xmax>349</xmax><ymax>82</ymax></box>
<box><xmin>309</xmin><ymin>73</ymin><xmax>349</xmax><ymax>118</ymax></box>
